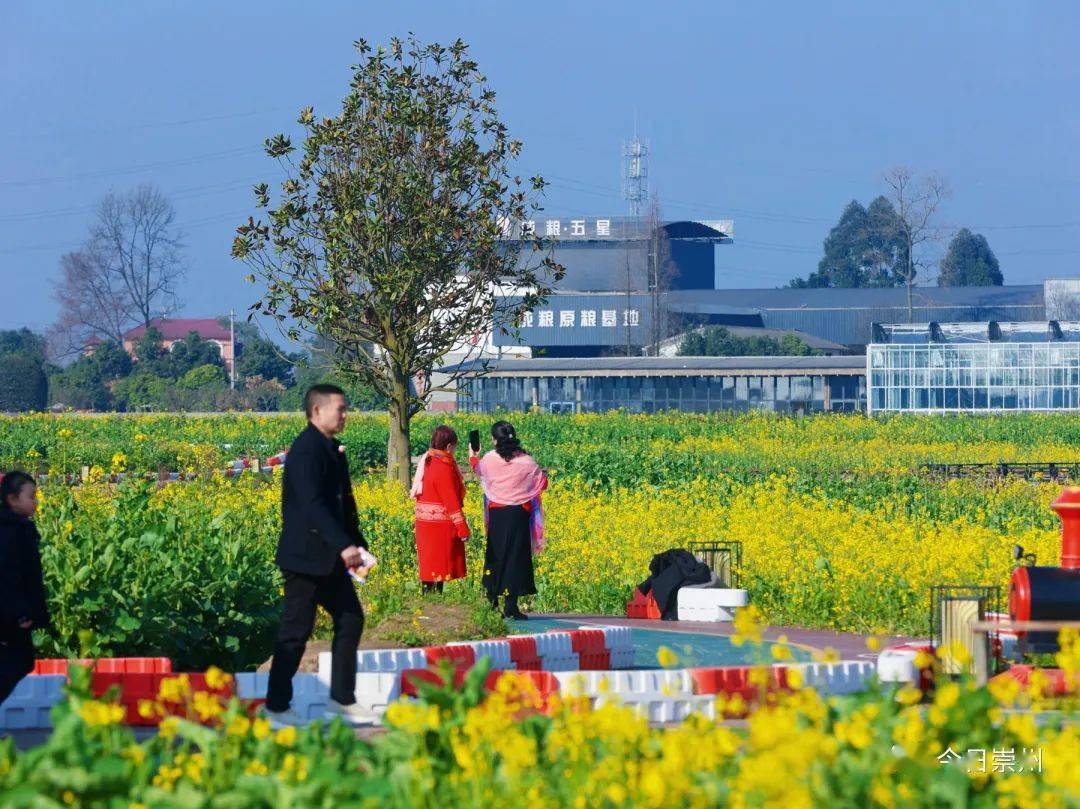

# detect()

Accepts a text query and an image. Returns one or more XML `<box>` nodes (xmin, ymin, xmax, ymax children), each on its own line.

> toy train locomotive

<box><xmin>1009</xmin><ymin>487</ymin><xmax>1080</xmax><ymax>653</ymax></box>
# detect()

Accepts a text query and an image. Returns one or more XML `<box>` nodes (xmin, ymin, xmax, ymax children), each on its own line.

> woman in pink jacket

<box><xmin>468</xmin><ymin>421</ymin><xmax>547</xmax><ymax>620</ymax></box>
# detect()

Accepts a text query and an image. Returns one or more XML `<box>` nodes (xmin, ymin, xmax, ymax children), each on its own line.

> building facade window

<box><xmin>456</xmin><ymin>373</ymin><xmax>865</xmax><ymax>414</ymax></box>
<box><xmin>868</xmin><ymin>342</ymin><xmax>1080</xmax><ymax>413</ymax></box>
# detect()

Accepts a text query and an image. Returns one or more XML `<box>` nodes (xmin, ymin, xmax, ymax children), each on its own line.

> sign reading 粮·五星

<box><xmin>497</xmin><ymin>216</ymin><xmax>621</xmax><ymax>240</ymax></box>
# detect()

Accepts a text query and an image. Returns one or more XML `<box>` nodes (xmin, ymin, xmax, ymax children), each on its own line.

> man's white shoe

<box><xmin>324</xmin><ymin>700</ymin><xmax>380</xmax><ymax>726</ymax></box>
<box><xmin>265</xmin><ymin>707</ymin><xmax>308</xmax><ymax>728</ymax></box>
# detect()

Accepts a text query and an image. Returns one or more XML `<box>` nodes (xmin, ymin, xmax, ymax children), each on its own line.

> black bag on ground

<box><xmin>638</xmin><ymin>548</ymin><xmax>711</xmax><ymax>620</ymax></box>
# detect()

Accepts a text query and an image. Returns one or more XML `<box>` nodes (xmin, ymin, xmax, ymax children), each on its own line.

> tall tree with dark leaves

<box><xmin>234</xmin><ymin>37</ymin><xmax>563</xmax><ymax>486</ymax></box>
<box><xmin>864</xmin><ymin>196</ymin><xmax>907</xmax><ymax>287</ymax></box>
<box><xmin>791</xmin><ymin>201</ymin><xmax>869</xmax><ymax>288</ymax></box>
<box><xmin>938</xmin><ymin>228</ymin><xmax>1002</xmax><ymax>287</ymax></box>
<box><xmin>166</xmin><ymin>331</ymin><xmax>225</xmax><ymax>379</ymax></box>
<box><xmin>791</xmin><ymin>198</ymin><xmax>907</xmax><ymax>289</ymax></box>
<box><xmin>232</xmin><ymin>322</ymin><xmax>297</xmax><ymax>385</ymax></box>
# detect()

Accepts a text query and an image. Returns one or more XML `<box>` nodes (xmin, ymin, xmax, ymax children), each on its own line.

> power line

<box><xmin>0</xmin><ymin>208</ymin><xmax>256</xmax><ymax>256</ymax></box>
<box><xmin>735</xmin><ymin>239</ymin><xmax>820</xmax><ymax>254</ymax></box>
<box><xmin>545</xmin><ymin>174</ymin><xmax>830</xmax><ymax>225</ymax></box>
<box><xmin>957</xmin><ymin>221</ymin><xmax>1080</xmax><ymax>231</ymax></box>
<box><xmin>0</xmin><ymin>146</ymin><xmax>262</xmax><ymax>189</ymax></box>
<box><xmin>1</xmin><ymin>95</ymin><xmax>344</xmax><ymax>141</ymax></box>
<box><xmin>545</xmin><ymin>174</ymin><xmax>1080</xmax><ymax>232</ymax></box>
<box><xmin>0</xmin><ymin>174</ymin><xmax>273</xmax><ymax>223</ymax></box>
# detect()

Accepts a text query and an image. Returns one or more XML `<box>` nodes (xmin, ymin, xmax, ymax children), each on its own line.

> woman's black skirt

<box><xmin>482</xmin><ymin>505</ymin><xmax>536</xmax><ymax>600</ymax></box>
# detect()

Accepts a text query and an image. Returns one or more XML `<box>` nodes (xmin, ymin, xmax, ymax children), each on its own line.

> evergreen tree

<box><xmin>790</xmin><ymin>197</ymin><xmax>906</xmax><ymax>289</ymax></box>
<box><xmin>134</xmin><ymin>326</ymin><xmax>166</xmax><ymax>366</ymax></box>
<box><xmin>90</xmin><ymin>340</ymin><xmax>132</xmax><ymax>380</ymax></box>
<box><xmin>234</xmin><ymin>324</ymin><xmax>296</xmax><ymax>385</ymax></box>
<box><xmin>0</xmin><ymin>354</ymin><xmax>48</xmax><ymax>411</ymax></box>
<box><xmin>938</xmin><ymin>228</ymin><xmax>1002</xmax><ymax>287</ymax></box>
<box><xmin>864</xmin><ymin>196</ymin><xmax>907</xmax><ymax>287</ymax></box>
<box><xmin>0</xmin><ymin>329</ymin><xmax>47</xmax><ymax>364</ymax></box>
<box><xmin>47</xmin><ymin>359</ymin><xmax>112</xmax><ymax>411</ymax></box>
<box><xmin>166</xmin><ymin>331</ymin><xmax>224</xmax><ymax>378</ymax></box>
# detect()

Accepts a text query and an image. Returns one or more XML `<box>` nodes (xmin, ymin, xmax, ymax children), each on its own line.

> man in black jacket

<box><xmin>0</xmin><ymin>470</ymin><xmax>50</xmax><ymax>706</ymax></box>
<box><xmin>265</xmin><ymin>384</ymin><xmax>369</xmax><ymax>725</ymax></box>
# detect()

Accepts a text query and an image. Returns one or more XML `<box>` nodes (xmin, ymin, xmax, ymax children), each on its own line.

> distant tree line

<box><xmin>0</xmin><ymin>182</ymin><xmax>387</xmax><ymax>413</ymax></box>
<box><xmin>789</xmin><ymin>168</ymin><xmax>1001</xmax><ymax>294</ymax></box>
<box><xmin>0</xmin><ymin>323</ymin><xmax>385</xmax><ymax>413</ymax></box>
<box><xmin>677</xmin><ymin>326</ymin><xmax>822</xmax><ymax>358</ymax></box>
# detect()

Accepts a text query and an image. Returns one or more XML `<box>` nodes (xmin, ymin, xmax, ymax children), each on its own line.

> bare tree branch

<box><xmin>50</xmin><ymin>184</ymin><xmax>187</xmax><ymax>359</ymax></box>
<box><xmin>883</xmin><ymin>167</ymin><xmax>951</xmax><ymax>321</ymax></box>
<box><xmin>89</xmin><ymin>183</ymin><xmax>186</xmax><ymax>327</ymax></box>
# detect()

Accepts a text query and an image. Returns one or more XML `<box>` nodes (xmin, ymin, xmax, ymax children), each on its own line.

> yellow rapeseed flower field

<box><xmin>14</xmin><ymin>411</ymin><xmax>1076</xmax><ymax>639</ymax></box>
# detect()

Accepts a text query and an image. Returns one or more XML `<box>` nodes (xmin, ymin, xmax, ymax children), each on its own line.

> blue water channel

<box><xmin>510</xmin><ymin>618</ymin><xmax>813</xmax><ymax>669</ymax></box>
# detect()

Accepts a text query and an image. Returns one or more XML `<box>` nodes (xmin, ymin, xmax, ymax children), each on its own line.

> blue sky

<box><xmin>2</xmin><ymin>1</ymin><xmax>1078</xmax><ymax>334</ymax></box>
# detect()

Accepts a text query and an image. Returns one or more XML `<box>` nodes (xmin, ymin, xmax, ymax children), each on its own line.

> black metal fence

<box><xmin>688</xmin><ymin>541</ymin><xmax>743</xmax><ymax>589</ymax></box>
<box><xmin>920</xmin><ymin>462</ymin><xmax>1080</xmax><ymax>483</ymax></box>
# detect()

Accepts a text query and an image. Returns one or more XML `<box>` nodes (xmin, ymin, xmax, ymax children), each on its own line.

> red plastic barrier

<box><xmin>578</xmin><ymin>650</ymin><xmax>612</xmax><ymax>671</ymax></box>
<box><xmin>568</xmin><ymin>629</ymin><xmax>607</xmax><ymax>654</ymax></box>
<box><xmin>424</xmin><ymin>645</ymin><xmax>476</xmax><ymax>668</ymax></box>
<box><xmin>566</xmin><ymin>629</ymin><xmax>610</xmax><ymax>670</ymax></box>
<box><xmin>504</xmin><ymin>636</ymin><xmax>543</xmax><ymax>671</ymax></box>
<box><xmin>688</xmin><ymin>666</ymin><xmax>790</xmax><ymax>699</ymax></box>
<box><xmin>991</xmin><ymin>665</ymin><xmax>1077</xmax><ymax>697</ymax></box>
<box><xmin>90</xmin><ymin>672</ymin><xmax>234</xmax><ymax>726</ymax></box>
<box><xmin>625</xmin><ymin>588</ymin><xmax>661</xmax><ymax>620</ymax></box>
<box><xmin>400</xmin><ymin>664</ymin><xmax>471</xmax><ymax>697</ymax></box>
<box><xmin>34</xmin><ymin>657</ymin><xmax>172</xmax><ymax>676</ymax></box>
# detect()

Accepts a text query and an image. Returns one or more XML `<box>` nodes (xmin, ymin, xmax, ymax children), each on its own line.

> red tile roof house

<box><xmin>121</xmin><ymin>318</ymin><xmax>235</xmax><ymax>373</ymax></box>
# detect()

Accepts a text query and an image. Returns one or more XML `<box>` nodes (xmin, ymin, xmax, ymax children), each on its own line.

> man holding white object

<box><xmin>265</xmin><ymin>384</ymin><xmax>372</xmax><ymax>726</ymax></box>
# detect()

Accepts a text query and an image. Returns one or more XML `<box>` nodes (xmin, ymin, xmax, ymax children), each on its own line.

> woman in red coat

<box><xmin>410</xmin><ymin>426</ymin><xmax>469</xmax><ymax>593</ymax></box>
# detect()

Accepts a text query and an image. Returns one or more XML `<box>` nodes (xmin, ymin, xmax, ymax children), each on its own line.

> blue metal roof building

<box><xmin>666</xmin><ymin>285</ymin><xmax>1045</xmax><ymax>348</ymax></box>
<box><xmin>494</xmin><ymin>284</ymin><xmax>1046</xmax><ymax>354</ymax></box>
<box><xmin>495</xmin><ymin>212</ymin><xmax>1047</xmax><ymax>354</ymax></box>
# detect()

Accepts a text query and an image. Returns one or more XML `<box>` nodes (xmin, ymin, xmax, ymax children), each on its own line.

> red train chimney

<box><xmin>1050</xmin><ymin>487</ymin><xmax>1080</xmax><ymax>570</ymax></box>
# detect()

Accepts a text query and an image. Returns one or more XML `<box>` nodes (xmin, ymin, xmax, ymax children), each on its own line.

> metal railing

<box><xmin>920</xmin><ymin>462</ymin><xmax>1080</xmax><ymax>483</ymax></box>
<box><xmin>969</xmin><ymin>619</ymin><xmax>1080</xmax><ymax>685</ymax></box>
<box><xmin>688</xmin><ymin>541</ymin><xmax>743</xmax><ymax>588</ymax></box>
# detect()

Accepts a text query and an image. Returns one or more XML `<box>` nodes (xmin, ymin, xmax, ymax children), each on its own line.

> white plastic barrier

<box><xmin>594</xmin><ymin>625</ymin><xmax>632</xmax><ymax>648</ymax></box>
<box><xmin>235</xmin><ymin>672</ymin><xmax>330</xmax><ymax>721</ymax></box>
<box><xmin>554</xmin><ymin>669</ymin><xmax>694</xmax><ymax>698</ymax></box>
<box><xmin>0</xmin><ymin>675</ymin><xmax>65</xmax><ymax>730</ymax></box>
<box><xmin>532</xmin><ymin>632</ymin><xmax>579</xmax><ymax>672</ymax></box>
<box><xmin>594</xmin><ymin>693</ymin><xmax>717</xmax><ymax>723</ymax></box>
<box><xmin>349</xmin><ymin>672</ymin><xmax>400</xmax><ymax>712</ymax></box>
<box><xmin>791</xmin><ymin>661</ymin><xmax>876</xmax><ymax>694</ymax></box>
<box><xmin>447</xmin><ymin>640</ymin><xmax>512</xmax><ymax>671</ymax></box>
<box><xmin>319</xmin><ymin>649</ymin><xmax>428</xmax><ymax>677</ymax></box>
<box><xmin>594</xmin><ymin>626</ymin><xmax>636</xmax><ymax>669</ymax></box>
<box><xmin>876</xmin><ymin>643</ymin><xmax>932</xmax><ymax>685</ymax></box>
<box><xmin>676</xmin><ymin>588</ymin><xmax>749</xmax><ymax>622</ymax></box>
<box><xmin>532</xmin><ymin>632</ymin><xmax>573</xmax><ymax>658</ymax></box>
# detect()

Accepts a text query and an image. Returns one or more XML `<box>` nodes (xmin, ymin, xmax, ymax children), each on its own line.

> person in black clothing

<box><xmin>0</xmin><ymin>471</ymin><xmax>50</xmax><ymax>706</ymax></box>
<box><xmin>265</xmin><ymin>384</ymin><xmax>369</xmax><ymax>726</ymax></box>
